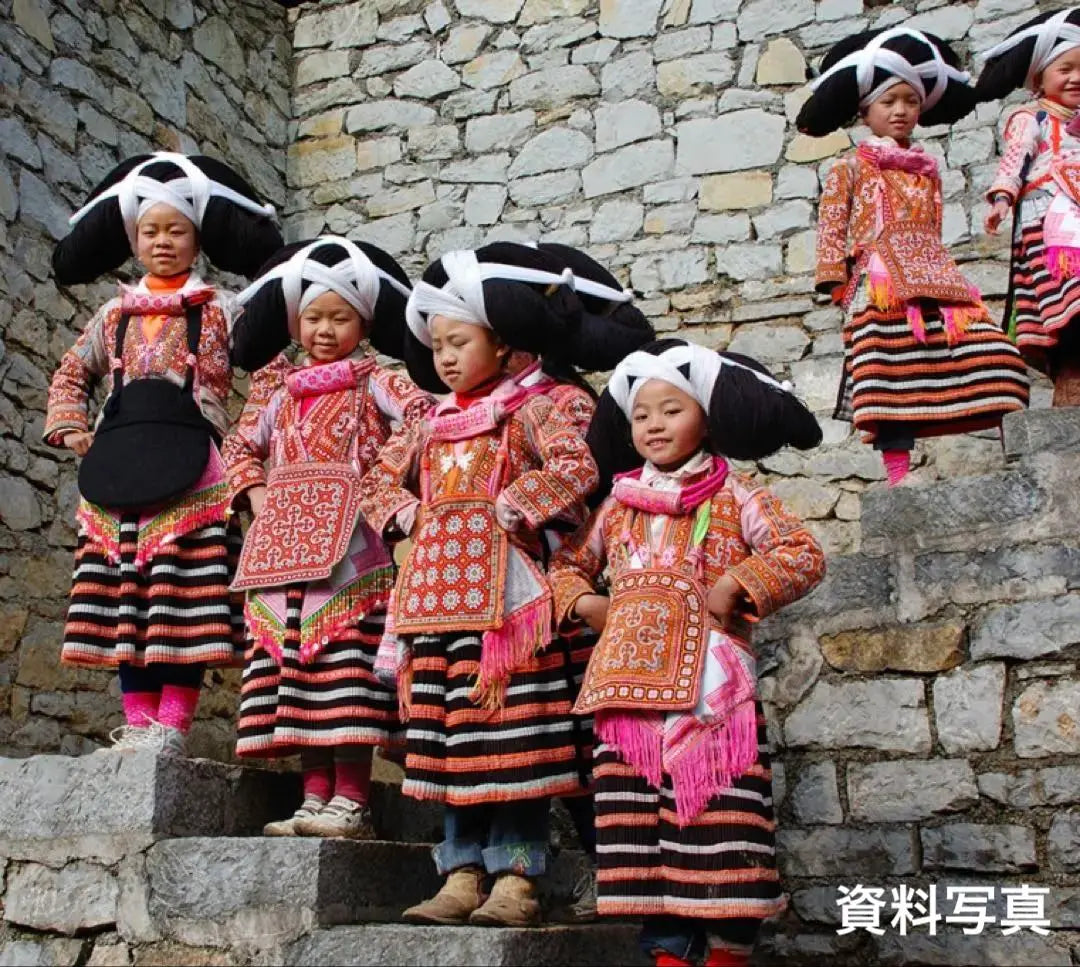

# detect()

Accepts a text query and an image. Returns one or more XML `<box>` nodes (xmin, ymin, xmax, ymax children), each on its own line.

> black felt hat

<box><xmin>53</xmin><ymin>152</ymin><xmax>283</xmax><ymax>285</ymax></box>
<box><xmin>797</xmin><ymin>27</ymin><xmax>976</xmax><ymax>136</ymax></box>
<box><xmin>230</xmin><ymin>236</ymin><xmax>415</xmax><ymax>373</ymax></box>
<box><xmin>976</xmin><ymin>8</ymin><xmax>1080</xmax><ymax>101</ymax></box>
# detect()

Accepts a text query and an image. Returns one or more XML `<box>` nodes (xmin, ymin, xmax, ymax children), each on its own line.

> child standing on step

<box><xmin>45</xmin><ymin>153</ymin><xmax>281</xmax><ymax>755</ymax></box>
<box><xmin>800</xmin><ymin>27</ymin><xmax>1029</xmax><ymax>485</ymax></box>
<box><xmin>979</xmin><ymin>8</ymin><xmax>1080</xmax><ymax>405</ymax></box>
<box><xmin>549</xmin><ymin>338</ymin><xmax>826</xmax><ymax>967</ymax></box>
<box><xmin>222</xmin><ymin>237</ymin><xmax>433</xmax><ymax>838</ymax></box>
<box><xmin>359</xmin><ymin>243</ymin><xmax>600</xmax><ymax>927</ymax></box>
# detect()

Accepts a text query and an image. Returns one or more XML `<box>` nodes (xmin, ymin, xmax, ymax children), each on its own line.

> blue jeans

<box><xmin>434</xmin><ymin>798</ymin><xmax>550</xmax><ymax>876</ymax></box>
<box><xmin>639</xmin><ymin>916</ymin><xmax>760</xmax><ymax>960</ymax></box>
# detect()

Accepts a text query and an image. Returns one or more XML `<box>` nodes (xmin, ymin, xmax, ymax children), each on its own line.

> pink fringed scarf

<box><xmin>598</xmin><ymin>454</ymin><xmax>760</xmax><ymax>825</ymax></box>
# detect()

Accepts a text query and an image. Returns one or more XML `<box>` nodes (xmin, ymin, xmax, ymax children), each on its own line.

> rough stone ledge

<box><xmin>285</xmin><ymin>923</ymin><xmax>647</xmax><ymax>967</ymax></box>
<box><xmin>1003</xmin><ymin>408</ymin><xmax>1080</xmax><ymax>463</ymax></box>
<box><xmin>0</xmin><ymin>752</ymin><xmax>297</xmax><ymax>863</ymax></box>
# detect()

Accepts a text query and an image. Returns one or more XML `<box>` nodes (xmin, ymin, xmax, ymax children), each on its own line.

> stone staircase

<box><xmin>0</xmin><ymin>751</ymin><xmax>642</xmax><ymax>966</ymax></box>
<box><xmin>3</xmin><ymin>408</ymin><xmax>1080</xmax><ymax>967</ymax></box>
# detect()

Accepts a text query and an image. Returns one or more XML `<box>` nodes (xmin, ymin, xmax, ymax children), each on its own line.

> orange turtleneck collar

<box><xmin>145</xmin><ymin>271</ymin><xmax>191</xmax><ymax>293</ymax></box>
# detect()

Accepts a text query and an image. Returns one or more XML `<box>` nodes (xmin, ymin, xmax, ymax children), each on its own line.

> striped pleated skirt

<box><xmin>593</xmin><ymin>705</ymin><xmax>784</xmax><ymax>923</ymax></box>
<box><xmin>837</xmin><ymin>290</ymin><xmax>1029</xmax><ymax>441</ymax></box>
<box><xmin>60</xmin><ymin>515</ymin><xmax>243</xmax><ymax>668</ymax></box>
<box><xmin>1010</xmin><ymin>222</ymin><xmax>1080</xmax><ymax>372</ymax></box>
<box><xmin>237</xmin><ymin>587</ymin><xmax>399</xmax><ymax>757</ymax></box>
<box><xmin>402</xmin><ymin>632</ymin><xmax>590</xmax><ymax>807</ymax></box>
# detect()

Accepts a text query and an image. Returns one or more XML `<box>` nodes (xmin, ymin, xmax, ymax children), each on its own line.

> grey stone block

<box><xmin>286</xmin><ymin>923</ymin><xmax>646</xmax><ymax>967</ymax></box>
<box><xmin>1004</xmin><ymin>409</ymin><xmax>1080</xmax><ymax>462</ymax></box>
<box><xmin>861</xmin><ymin>469</ymin><xmax>1046</xmax><ymax>548</ymax></box>
<box><xmin>0</xmin><ymin>940</ymin><xmax>86</xmax><ymax>967</ymax></box>
<box><xmin>0</xmin><ymin>752</ymin><xmax>298</xmax><ymax>862</ymax></box>
<box><xmin>876</xmin><ymin>931</ymin><xmax>1071</xmax><ymax>966</ymax></box>
<box><xmin>4</xmin><ymin>861</ymin><xmax>118</xmax><ymax>933</ymax></box>
<box><xmin>847</xmin><ymin>759</ymin><xmax>978</xmax><ymax>822</ymax></box>
<box><xmin>920</xmin><ymin>824</ymin><xmax>1036</xmax><ymax>873</ymax></box>
<box><xmin>777</xmin><ymin>827</ymin><xmax>917</xmax><ymax>877</ymax></box>
<box><xmin>145</xmin><ymin>838</ymin><xmax>441</xmax><ymax>944</ymax></box>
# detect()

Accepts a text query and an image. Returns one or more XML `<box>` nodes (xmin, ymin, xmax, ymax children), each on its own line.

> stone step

<box><xmin>1003</xmin><ymin>407</ymin><xmax>1080</xmax><ymax>462</ymax></box>
<box><xmin>140</xmin><ymin>836</ymin><xmax>595</xmax><ymax>946</ymax></box>
<box><xmin>286</xmin><ymin>923</ymin><xmax>647</xmax><ymax>967</ymax></box>
<box><xmin>0</xmin><ymin>751</ymin><xmax>297</xmax><ymax>863</ymax></box>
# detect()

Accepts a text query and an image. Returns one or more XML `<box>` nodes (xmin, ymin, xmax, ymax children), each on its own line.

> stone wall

<box><xmin>0</xmin><ymin>0</ymin><xmax>291</xmax><ymax>758</ymax></box>
<box><xmin>284</xmin><ymin>0</ymin><xmax>1053</xmax><ymax>562</ymax></box>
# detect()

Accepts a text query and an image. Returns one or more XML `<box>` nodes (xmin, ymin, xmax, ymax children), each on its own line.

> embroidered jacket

<box><xmin>44</xmin><ymin>274</ymin><xmax>236</xmax><ymax>445</ymax></box>
<box><xmin>815</xmin><ymin>141</ymin><xmax>945</xmax><ymax>295</ymax></box>
<box><xmin>988</xmin><ymin>102</ymin><xmax>1079</xmax><ymax>202</ymax></box>
<box><xmin>550</xmin><ymin>471</ymin><xmax>826</xmax><ymax>647</ymax></box>
<box><xmin>359</xmin><ymin>379</ymin><xmax>599</xmax><ymax>643</ymax></box>
<box><xmin>222</xmin><ymin>355</ymin><xmax>433</xmax><ymax>506</ymax></box>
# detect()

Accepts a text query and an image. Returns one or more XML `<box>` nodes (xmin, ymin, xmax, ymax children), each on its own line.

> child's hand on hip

<box><xmin>708</xmin><ymin>574</ymin><xmax>746</xmax><ymax>630</ymax></box>
<box><xmin>63</xmin><ymin>431</ymin><xmax>94</xmax><ymax>457</ymax></box>
<box><xmin>984</xmin><ymin>198</ymin><xmax>1010</xmax><ymax>235</ymax></box>
<box><xmin>574</xmin><ymin>594</ymin><xmax>610</xmax><ymax>635</ymax></box>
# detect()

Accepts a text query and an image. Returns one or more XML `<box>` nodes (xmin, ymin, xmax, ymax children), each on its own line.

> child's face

<box><xmin>429</xmin><ymin>315</ymin><xmax>507</xmax><ymax>393</ymax></box>
<box><xmin>863</xmin><ymin>82</ymin><xmax>921</xmax><ymax>142</ymax></box>
<box><xmin>298</xmin><ymin>291</ymin><xmax>365</xmax><ymax>363</ymax></box>
<box><xmin>1039</xmin><ymin>50</ymin><xmax>1080</xmax><ymax>109</ymax></box>
<box><xmin>630</xmin><ymin>379</ymin><xmax>708</xmax><ymax>472</ymax></box>
<box><xmin>135</xmin><ymin>203</ymin><xmax>198</xmax><ymax>277</ymax></box>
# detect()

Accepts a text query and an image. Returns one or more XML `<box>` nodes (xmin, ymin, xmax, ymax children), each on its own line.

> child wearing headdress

<box><xmin>222</xmin><ymin>237</ymin><xmax>433</xmax><ymax>837</ymax></box>
<box><xmin>509</xmin><ymin>243</ymin><xmax>655</xmax><ymax>922</ymax></box>
<box><xmin>800</xmin><ymin>28</ymin><xmax>1029</xmax><ymax>485</ymax></box>
<box><xmin>45</xmin><ymin>153</ymin><xmax>282</xmax><ymax>755</ymax></box>
<box><xmin>548</xmin><ymin>338</ymin><xmax>826</xmax><ymax>967</ymax></box>
<box><xmin>979</xmin><ymin>8</ymin><xmax>1080</xmax><ymax>405</ymax></box>
<box><xmin>359</xmin><ymin>243</ymin><xmax>601</xmax><ymax>927</ymax></box>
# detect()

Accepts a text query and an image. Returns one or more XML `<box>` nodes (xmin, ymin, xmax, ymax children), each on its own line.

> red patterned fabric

<box><xmin>232</xmin><ymin>463</ymin><xmax>363</xmax><ymax>590</ymax></box>
<box><xmin>118</xmin><ymin>285</ymin><xmax>215</xmax><ymax>316</ymax></box>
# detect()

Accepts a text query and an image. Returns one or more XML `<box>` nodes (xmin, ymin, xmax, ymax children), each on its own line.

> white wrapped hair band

<box><xmin>67</xmin><ymin>151</ymin><xmax>275</xmax><ymax>255</ymax></box>
<box><xmin>981</xmin><ymin>8</ymin><xmax>1080</xmax><ymax>92</ymax></box>
<box><xmin>235</xmin><ymin>235</ymin><xmax>410</xmax><ymax>333</ymax></box>
<box><xmin>608</xmin><ymin>343</ymin><xmax>794</xmax><ymax>419</ymax></box>
<box><xmin>811</xmin><ymin>26</ymin><xmax>970</xmax><ymax>110</ymax></box>
<box><xmin>405</xmin><ymin>249</ymin><xmax>590</xmax><ymax>347</ymax></box>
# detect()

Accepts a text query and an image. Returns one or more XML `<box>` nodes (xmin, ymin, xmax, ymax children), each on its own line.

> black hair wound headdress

<box><xmin>796</xmin><ymin>27</ymin><xmax>975</xmax><ymax>136</ymax></box>
<box><xmin>586</xmin><ymin>338</ymin><xmax>822</xmax><ymax>503</ymax></box>
<box><xmin>52</xmin><ymin>152</ymin><xmax>283</xmax><ymax>285</ymax></box>
<box><xmin>230</xmin><ymin>236</ymin><xmax>413</xmax><ymax>372</ymax></box>
<box><xmin>976</xmin><ymin>8</ymin><xmax>1080</xmax><ymax>101</ymax></box>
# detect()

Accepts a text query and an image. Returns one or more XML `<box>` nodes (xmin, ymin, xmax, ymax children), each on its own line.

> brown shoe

<box><xmin>468</xmin><ymin>873</ymin><xmax>542</xmax><ymax>927</ymax></box>
<box><xmin>402</xmin><ymin>867</ymin><xmax>487</xmax><ymax>925</ymax></box>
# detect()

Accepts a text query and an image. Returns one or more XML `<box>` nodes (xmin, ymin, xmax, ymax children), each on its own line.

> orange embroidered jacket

<box><xmin>814</xmin><ymin>146</ymin><xmax>944</xmax><ymax>296</ymax></box>
<box><xmin>44</xmin><ymin>279</ymin><xmax>236</xmax><ymax>445</ymax></box>
<box><xmin>359</xmin><ymin>386</ymin><xmax>599</xmax><ymax>637</ymax></box>
<box><xmin>549</xmin><ymin>472</ymin><xmax>826</xmax><ymax>636</ymax></box>
<box><xmin>221</xmin><ymin>356</ymin><xmax>433</xmax><ymax>506</ymax></box>
<box><xmin>987</xmin><ymin>102</ymin><xmax>1080</xmax><ymax>207</ymax></box>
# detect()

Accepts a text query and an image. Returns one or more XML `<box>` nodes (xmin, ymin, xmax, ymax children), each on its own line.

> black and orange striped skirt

<box><xmin>61</xmin><ymin>516</ymin><xmax>243</xmax><ymax>669</ymax></box>
<box><xmin>593</xmin><ymin>705</ymin><xmax>784</xmax><ymax>923</ymax></box>
<box><xmin>401</xmin><ymin>632</ymin><xmax>590</xmax><ymax>807</ymax></box>
<box><xmin>836</xmin><ymin>294</ymin><xmax>1029</xmax><ymax>442</ymax></box>
<box><xmin>236</xmin><ymin>590</ymin><xmax>399</xmax><ymax>757</ymax></box>
<box><xmin>1010</xmin><ymin>221</ymin><xmax>1080</xmax><ymax>373</ymax></box>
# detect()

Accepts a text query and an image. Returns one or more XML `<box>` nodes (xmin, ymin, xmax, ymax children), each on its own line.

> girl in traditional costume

<box><xmin>548</xmin><ymin>338</ymin><xmax>826</xmax><ymax>967</ymax></box>
<box><xmin>45</xmin><ymin>153</ymin><xmax>282</xmax><ymax>755</ymax></box>
<box><xmin>800</xmin><ymin>28</ymin><xmax>1029</xmax><ymax>485</ymax></box>
<box><xmin>979</xmin><ymin>8</ymin><xmax>1080</xmax><ymax>405</ymax></box>
<box><xmin>222</xmin><ymin>237</ymin><xmax>433</xmax><ymax>838</ymax></box>
<box><xmin>359</xmin><ymin>243</ymin><xmax>600</xmax><ymax>927</ymax></box>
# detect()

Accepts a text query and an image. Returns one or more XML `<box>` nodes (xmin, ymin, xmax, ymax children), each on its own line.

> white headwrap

<box><xmin>981</xmin><ymin>8</ymin><xmax>1080</xmax><ymax>92</ymax></box>
<box><xmin>811</xmin><ymin>26</ymin><xmax>970</xmax><ymax>111</ymax></box>
<box><xmin>67</xmin><ymin>152</ymin><xmax>275</xmax><ymax>255</ymax></box>
<box><xmin>235</xmin><ymin>236</ymin><xmax>411</xmax><ymax>334</ymax></box>
<box><xmin>608</xmin><ymin>342</ymin><xmax>793</xmax><ymax>418</ymax></box>
<box><xmin>405</xmin><ymin>248</ymin><xmax>633</xmax><ymax>347</ymax></box>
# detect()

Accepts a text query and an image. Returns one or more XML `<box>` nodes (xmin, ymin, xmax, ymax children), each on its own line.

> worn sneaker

<box><xmin>139</xmin><ymin>721</ymin><xmax>187</xmax><ymax>757</ymax></box>
<box><xmin>293</xmin><ymin>795</ymin><xmax>378</xmax><ymax>840</ymax></box>
<box><xmin>263</xmin><ymin>795</ymin><xmax>327</xmax><ymax>837</ymax></box>
<box><xmin>96</xmin><ymin>724</ymin><xmax>152</xmax><ymax>753</ymax></box>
